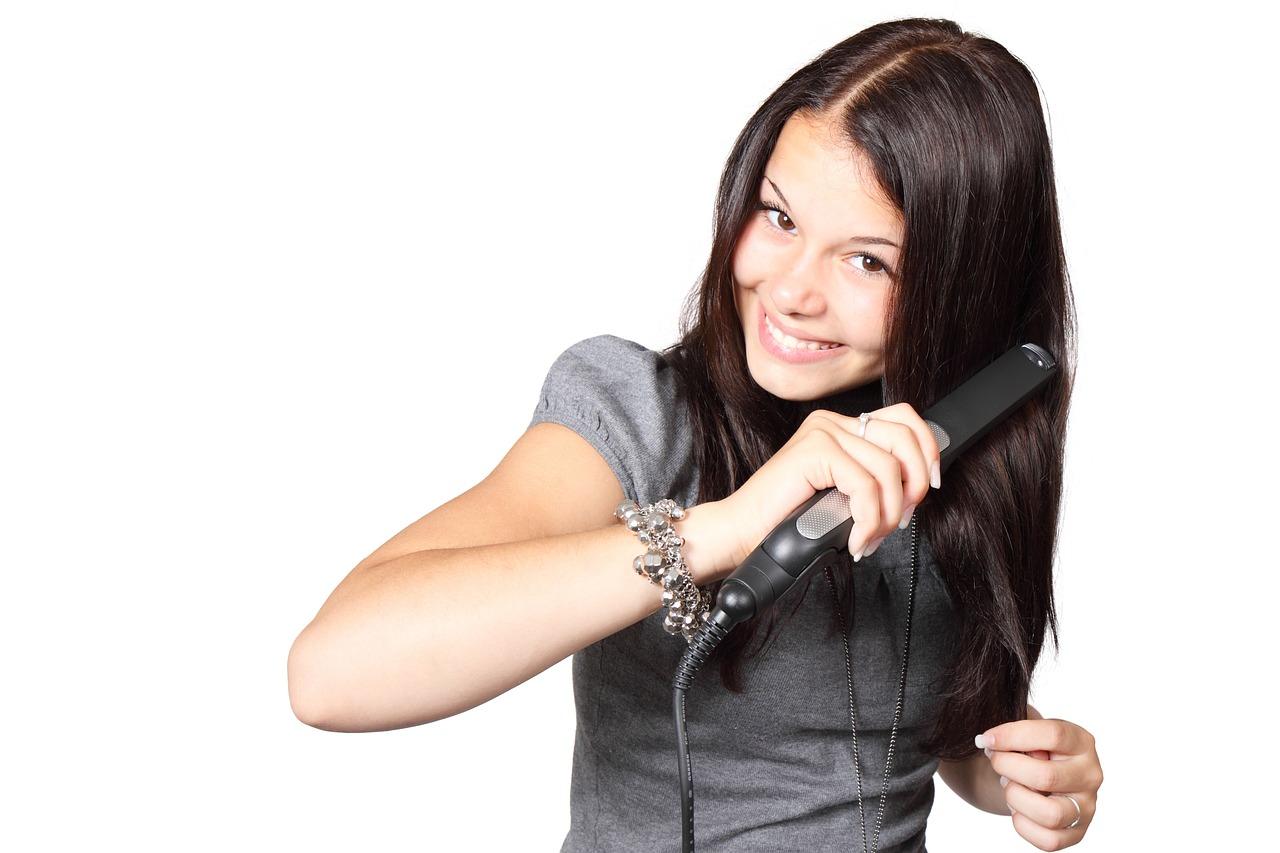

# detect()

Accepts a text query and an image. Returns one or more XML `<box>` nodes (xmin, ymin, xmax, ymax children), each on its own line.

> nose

<box><xmin>769</xmin><ymin>254</ymin><xmax>829</xmax><ymax>317</ymax></box>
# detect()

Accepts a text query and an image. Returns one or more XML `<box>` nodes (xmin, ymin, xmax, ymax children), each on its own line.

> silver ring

<box><xmin>1058</xmin><ymin>794</ymin><xmax>1081</xmax><ymax>829</ymax></box>
<box><xmin>858</xmin><ymin>412</ymin><xmax>873</xmax><ymax>438</ymax></box>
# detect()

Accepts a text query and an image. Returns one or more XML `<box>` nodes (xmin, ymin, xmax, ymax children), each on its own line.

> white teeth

<box><xmin>765</xmin><ymin>314</ymin><xmax>841</xmax><ymax>351</ymax></box>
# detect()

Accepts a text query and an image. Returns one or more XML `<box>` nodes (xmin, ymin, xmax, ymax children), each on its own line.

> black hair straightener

<box><xmin>671</xmin><ymin>342</ymin><xmax>1059</xmax><ymax>852</ymax></box>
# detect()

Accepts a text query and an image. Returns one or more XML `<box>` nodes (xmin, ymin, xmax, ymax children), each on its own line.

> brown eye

<box><xmin>758</xmin><ymin>202</ymin><xmax>796</xmax><ymax>234</ymax></box>
<box><xmin>849</xmin><ymin>252</ymin><xmax>892</xmax><ymax>278</ymax></box>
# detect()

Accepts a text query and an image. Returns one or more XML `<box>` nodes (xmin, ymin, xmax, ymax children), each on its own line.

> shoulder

<box><xmin>531</xmin><ymin>334</ymin><xmax>683</xmax><ymax>416</ymax></box>
<box><xmin>537</xmin><ymin>334</ymin><xmax>676</xmax><ymax>387</ymax></box>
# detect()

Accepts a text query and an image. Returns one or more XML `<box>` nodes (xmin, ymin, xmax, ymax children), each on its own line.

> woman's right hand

<box><xmin>713</xmin><ymin>403</ymin><xmax>943</xmax><ymax>581</ymax></box>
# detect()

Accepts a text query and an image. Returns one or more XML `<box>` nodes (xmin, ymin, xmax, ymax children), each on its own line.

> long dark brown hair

<box><xmin>660</xmin><ymin>17</ymin><xmax>1077</xmax><ymax>761</ymax></box>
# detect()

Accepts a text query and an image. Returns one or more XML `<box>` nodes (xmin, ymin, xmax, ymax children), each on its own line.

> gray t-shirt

<box><xmin>528</xmin><ymin>334</ymin><xmax>962</xmax><ymax>853</ymax></box>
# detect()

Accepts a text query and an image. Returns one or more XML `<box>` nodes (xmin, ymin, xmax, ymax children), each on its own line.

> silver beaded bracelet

<box><xmin>614</xmin><ymin>498</ymin><xmax>711</xmax><ymax>642</ymax></box>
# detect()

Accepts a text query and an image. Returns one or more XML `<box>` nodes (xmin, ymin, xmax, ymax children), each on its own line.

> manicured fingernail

<box><xmin>930</xmin><ymin>460</ymin><xmax>941</xmax><ymax>489</ymax></box>
<box><xmin>865</xmin><ymin>536</ymin><xmax>883</xmax><ymax>556</ymax></box>
<box><xmin>898</xmin><ymin>503</ymin><xmax>916</xmax><ymax>529</ymax></box>
<box><xmin>974</xmin><ymin>733</ymin><xmax>993</xmax><ymax>749</ymax></box>
<box><xmin>984</xmin><ymin>747</ymin><xmax>992</xmax><ymax>758</ymax></box>
<box><xmin>853</xmin><ymin>547</ymin><xmax>863</xmax><ymax>562</ymax></box>
<box><xmin>999</xmin><ymin>775</ymin><xmax>1008</xmax><ymax>788</ymax></box>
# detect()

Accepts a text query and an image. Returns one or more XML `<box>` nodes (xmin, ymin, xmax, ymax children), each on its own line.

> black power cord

<box><xmin>671</xmin><ymin>615</ymin><xmax>729</xmax><ymax>853</ymax></box>
<box><xmin>670</xmin><ymin>562</ymin><xmax>795</xmax><ymax>852</ymax></box>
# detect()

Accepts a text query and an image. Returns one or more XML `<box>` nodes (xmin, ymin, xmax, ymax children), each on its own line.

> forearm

<box><xmin>288</xmin><ymin>501</ymin><xmax>736</xmax><ymax>732</ymax></box>
<box><xmin>945</xmin><ymin>702</ymin><xmax>1044</xmax><ymax>815</ymax></box>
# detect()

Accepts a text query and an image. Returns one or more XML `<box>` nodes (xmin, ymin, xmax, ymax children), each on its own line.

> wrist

<box><xmin>674</xmin><ymin>499</ymin><xmax>741</xmax><ymax>585</ymax></box>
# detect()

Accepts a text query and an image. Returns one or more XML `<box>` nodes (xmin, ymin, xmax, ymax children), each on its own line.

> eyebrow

<box><xmin>765</xmin><ymin>176</ymin><xmax>900</xmax><ymax>248</ymax></box>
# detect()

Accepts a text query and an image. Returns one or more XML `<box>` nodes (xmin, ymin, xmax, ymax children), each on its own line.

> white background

<box><xmin>3</xmin><ymin>1</ymin><xmax>1274</xmax><ymax>850</ymax></box>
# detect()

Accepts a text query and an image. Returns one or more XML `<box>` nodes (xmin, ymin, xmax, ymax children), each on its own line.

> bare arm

<box><xmin>936</xmin><ymin>702</ymin><xmax>1044</xmax><ymax>814</ymax></box>
<box><xmin>287</xmin><ymin>500</ymin><xmax>734</xmax><ymax>732</ymax></box>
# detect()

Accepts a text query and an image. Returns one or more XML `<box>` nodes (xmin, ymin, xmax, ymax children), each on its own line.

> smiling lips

<box><xmin>763</xmin><ymin>308</ymin><xmax>841</xmax><ymax>349</ymax></box>
<box><xmin>757</xmin><ymin>305</ymin><xmax>846</xmax><ymax>363</ymax></box>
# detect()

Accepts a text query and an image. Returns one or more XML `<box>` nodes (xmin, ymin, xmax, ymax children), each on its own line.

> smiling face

<box><xmin>733</xmin><ymin>111</ymin><xmax>905</xmax><ymax>401</ymax></box>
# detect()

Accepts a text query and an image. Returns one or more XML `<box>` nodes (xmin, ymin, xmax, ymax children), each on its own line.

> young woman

<box><xmin>289</xmin><ymin>17</ymin><xmax>1104</xmax><ymax>852</ymax></box>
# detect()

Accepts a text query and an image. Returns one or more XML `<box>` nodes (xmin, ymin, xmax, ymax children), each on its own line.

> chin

<box><xmin>744</xmin><ymin>353</ymin><xmax>830</xmax><ymax>402</ymax></box>
<box><xmin>746</xmin><ymin>345</ymin><xmax>881</xmax><ymax>402</ymax></box>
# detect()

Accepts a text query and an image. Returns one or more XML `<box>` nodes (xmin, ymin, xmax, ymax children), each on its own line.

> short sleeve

<box><xmin>527</xmin><ymin>334</ymin><xmax>698</xmax><ymax>507</ymax></box>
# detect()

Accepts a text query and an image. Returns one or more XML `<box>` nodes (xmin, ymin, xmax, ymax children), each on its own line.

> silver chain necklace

<box><xmin>821</xmin><ymin>510</ymin><xmax>920</xmax><ymax>853</ymax></box>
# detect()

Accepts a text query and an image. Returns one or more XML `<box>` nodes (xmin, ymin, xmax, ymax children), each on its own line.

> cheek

<box><xmin>732</xmin><ymin>223</ymin><xmax>774</xmax><ymax>287</ymax></box>
<box><xmin>832</xmin><ymin>287</ymin><xmax>890</xmax><ymax>347</ymax></box>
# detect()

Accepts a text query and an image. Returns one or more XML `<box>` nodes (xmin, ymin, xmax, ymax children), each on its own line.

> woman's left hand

<box><xmin>979</xmin><ymin>717</ymin><xmax>1103</xmax><ymax>850</ymax></box>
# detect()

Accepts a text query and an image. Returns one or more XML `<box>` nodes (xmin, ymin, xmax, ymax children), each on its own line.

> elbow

<box><xmin>287</xmin><ymin>627</ymin><xmax>447</xmax><ymax>732</ymax></box>
<box><xmin>288</xmin><ymin>629</ymin><xmax>346</xmax><ymax>731</ymax></box>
